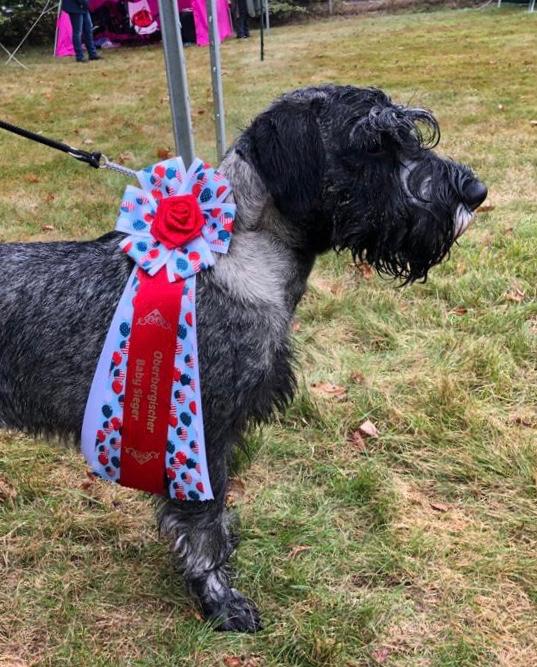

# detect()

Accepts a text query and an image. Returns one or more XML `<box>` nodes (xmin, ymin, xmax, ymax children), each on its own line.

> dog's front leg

<box><xmin>156</xmin><ymin>495</ymin><xmax>261</xmax><ymax>632</ymax></box>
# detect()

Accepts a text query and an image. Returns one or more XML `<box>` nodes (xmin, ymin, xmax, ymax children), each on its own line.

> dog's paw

<box><xmin>209</xmin><ymin>588</ymin><xmax>262</xmax><ymax>633</ymax></box>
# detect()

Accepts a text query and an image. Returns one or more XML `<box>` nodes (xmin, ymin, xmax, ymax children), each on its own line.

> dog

<box><xmin>0</xmin><ymin>85</ymin><xmax>487</xmax><ymax>632</ymax></box>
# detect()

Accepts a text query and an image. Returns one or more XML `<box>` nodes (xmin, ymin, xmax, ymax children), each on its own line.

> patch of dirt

<box><xmin>393</xmin><ymin>478</ymin><xmax>473</xmax><ymax>537</ymax></box>
<box><xmin>474</xmin><ymin>585</ymin><xmax>537</xmax><ymax>666</ymax></box>
<box><xmin>309</xmin><ymin>274</ymin><xmax>349</xmax><ymax>298</ymax></box>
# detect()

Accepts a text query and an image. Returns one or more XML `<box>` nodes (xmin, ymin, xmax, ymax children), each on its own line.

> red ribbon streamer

<box><xmin>120</xmin><ymin>269</ymin><xmax>184</xmax><ymax>494</ymax></box>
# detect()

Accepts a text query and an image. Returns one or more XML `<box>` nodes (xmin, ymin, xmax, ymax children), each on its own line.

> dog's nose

<box><xmin>463</xmin><ymin>179</ymin><xmax>488</xmax><ymax>210</ymax></box>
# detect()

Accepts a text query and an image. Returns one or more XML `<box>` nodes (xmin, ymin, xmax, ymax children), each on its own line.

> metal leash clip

<box><xmin>98</xmin><ymin>155</ymin><xmax>138</xmax><ymax>179</ymax></box>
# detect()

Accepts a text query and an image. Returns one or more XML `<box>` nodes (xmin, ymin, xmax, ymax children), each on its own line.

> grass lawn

<box><xmin>1</xmin><ymin>6</ymin><xmax>536</xmax><ymax>666</ymax></box>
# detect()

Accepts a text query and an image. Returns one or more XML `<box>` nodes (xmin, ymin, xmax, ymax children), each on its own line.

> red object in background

<box><xmin>131</xmin><ymin>9</ymin><xmax>153</xmax><ymax>27</ymax></box>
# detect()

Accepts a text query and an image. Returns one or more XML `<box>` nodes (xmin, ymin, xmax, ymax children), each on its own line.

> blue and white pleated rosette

<box><xmin>81</xmin><ymin>157</ymin><xmax>236</xmax><ymax>501</ymax></box>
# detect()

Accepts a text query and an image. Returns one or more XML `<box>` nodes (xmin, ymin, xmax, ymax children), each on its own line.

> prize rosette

<box><xmin>81</xmin><ymin>157</ymin><xmax>235</xmax><ymax>501</ymax></box>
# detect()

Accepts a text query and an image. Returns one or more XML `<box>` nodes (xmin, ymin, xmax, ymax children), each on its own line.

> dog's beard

<box><xmin>331</xmin><ymin>193</ymin><xmax>458</xmax><ymax>284</ymax></box>
<box><xmin>454</xmin><ymin>203</ymin><xmax>475</xmax><ymax>238</ymax></box>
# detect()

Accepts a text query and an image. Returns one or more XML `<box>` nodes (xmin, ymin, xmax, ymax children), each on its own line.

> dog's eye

<box><xmin>367</xmin><ymin>146</ymin><xmax>387</xmax><ymax>157</ymax></box>
<box><xmin>365</xmin><ymin>137</ymin><xmax>390</xmax><ymax>158</ymax></box>
<box><xmin>341</xmin><ymin>137</ymin><xmax>389</xmax><ymax>165</ymax></box>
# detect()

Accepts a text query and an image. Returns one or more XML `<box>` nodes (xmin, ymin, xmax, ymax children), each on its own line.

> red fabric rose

<box><xmin>151</xmin><ymin>194</ymin><xmax>205</xmax><ymax>249</ymax></box>
<box><xmin>132</xmin><ymin>9</ymin><xmax>153</xmax><ymax>28</ymax></box>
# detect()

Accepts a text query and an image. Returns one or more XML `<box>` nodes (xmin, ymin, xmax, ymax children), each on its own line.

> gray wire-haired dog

<box><xmin>0</xmin><ymin>86</ymin><xmax>486</xmax><ymax>632</ymax></box>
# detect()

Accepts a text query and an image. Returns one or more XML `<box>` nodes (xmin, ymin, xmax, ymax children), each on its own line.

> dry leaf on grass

<box><xmin>292</xmin><ymin>319</ymin><xmax>301</xmax><ymax>332</ymax></box>
<box><xmin>430</xmin><ymin>501</ymin><xmax>449</xmax><ymax>512</ymax></box>
<box><xmin>80</xmin><ymin>470</ymin><xmax>97</xmax><ymax>491</ymax></box>
<box><xmin>117</xmin><ymin>151</ymin><xmax>134</xmax><ymax>165</ymax></box>
<box><xmin>505</xmin><ymin>286</ymin><xmax>525</xmax><ymax>303</ymax></box>
<box><xmin>224</xmin><ymin>659</ymin><xmax>243</xmax><ymax>667</ymax></box>
<box><xmin>192</xmin><ymin>609</ymin><xmax>204</xmax><ymax>622</ymax></box>
<box><xmin>82</xmin><ymin>138</ymin><xmax>94</xmax><ymax>145</ymax></box>
<box><xmin>347</xmin><ymin>430</ymin><xmax>367</xmax><ymax>453</ymax></box>
<box><xmin>24</xmin><ymin>174</ymin><xmax>40</xmax><ymax>184</ymax></box>
<box><xmin>0</xmin><ymin>475</ymin><xmax>17</xmax><ymax>502</ymax></box>
<box><xmin>358</xmin><ymin>419</ymin><xmax>379</xmax><ymax>438</ymax></box>
<box><xmin>41</xmin><ymin>224</ymin><xmax>55</xmax><ymax>232</ymax></box>
<box><xmin>530</xmin><ymin>120</ymin><xmax>537</xmax><ymax>127</ymax></box>
<box><xmin>509</xmin><ymin>413</ymin><xmax>536</xmax><ymax>428</ymax></box>
<box><xmin>356</xmin><ymin>262</ymin><xmax>374</xmax><ymax>280</ymax></box>
<box><xmin>476</xmin><ymin>204</ymin><xmax>495</xmax><ymax>213</ymax></box>
<box><xmin>223</xmin><ymin>656</ymin><xmax>262</xmax><ymax>667</ymax></box>
<box><xmin>226</xmin><ymin>477</ymin><xmax>246</xmax><ymax>505</ymax></box>
<box><xmin>311</xmin><ymin>382</ymin><xmax>347</xmax><ymax>400</ymax></box>
<box><xmin>287</xmin><ymin>545</ymin><xmax>311</xmax><ymax>559</ymax></box>
<box><xmin>156</xmin><ymin>147</ymin><xmax>174</xmax><ymax>160</ymax></box>
<box><xmin>350</xmin><ymin>370</ymin><xmax>366</xmax><ymax>384</ymax></box>
<box><xmin>451</xmin><ymin>306</ymin><xmax>468</xmax><ymax>316</ymax></box>
<box><xmin>371</xmin><ymin>647</ymin><xmax>391</xmax><ymax>664</ymax></box>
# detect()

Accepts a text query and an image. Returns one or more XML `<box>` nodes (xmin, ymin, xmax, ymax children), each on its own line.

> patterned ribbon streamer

<box><xmin>82</xmin><ymin>157</ymin><xmax>235</xmax><ymax>500</ymax></box>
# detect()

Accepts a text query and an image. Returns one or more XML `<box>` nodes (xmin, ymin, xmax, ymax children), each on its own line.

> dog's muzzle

<box><xmin>454</xmin><ymin>204</ymin><xmax>475</xmax><ymax>238</ymax></box>
<box><xmin>455</xmin><ymin>178</ymin><xmax>487</xmax><ymax>238</ymax></box>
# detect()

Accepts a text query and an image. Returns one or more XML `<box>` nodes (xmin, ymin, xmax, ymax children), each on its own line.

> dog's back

<box><xmin>0</xmin><ymin>221</ymin><xmax>299</xmax><ymax>444</ymax></box>
<box><xmin>0</xmin><ymin>234</ymin><xmax>130</xmax><ymax>436</ymax></box>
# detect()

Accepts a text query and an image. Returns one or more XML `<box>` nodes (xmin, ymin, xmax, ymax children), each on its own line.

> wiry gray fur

<box><xmin>0</xmin><ymin>85</ymin><xmax>486</xmax><ymax>632</ymax></box>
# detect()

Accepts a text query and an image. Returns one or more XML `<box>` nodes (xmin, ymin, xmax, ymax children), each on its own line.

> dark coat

<box><xmin>61</xmin><ymin>0</ymin><xmax>89</xmax><ymax>14</ymax></box>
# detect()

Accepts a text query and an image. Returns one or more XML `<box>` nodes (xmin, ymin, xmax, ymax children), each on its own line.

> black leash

<box><xmin>0</xmin><ymin>119</ymin><xmax>137</xmax><ymax>177</ymax></box>
<box><xmin>0</xmin><ymin>119</ymin><xmax>103</xmax><ymax>168</ymax></box>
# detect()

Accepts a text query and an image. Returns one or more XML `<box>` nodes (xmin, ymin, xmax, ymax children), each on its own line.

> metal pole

<box><xmin>0</xmin><ymin>42</ymin><xmax>28</xmax><ymax>69</ymax></box>
<box><xmin>5</xmin><ymin>0</ymin><xmax>55</xmax><ymax>64</ymax></box>
<box><xmin>260</xmin><ymin>0</ymin><xmax>265</xmax><ymax>61</ymax></box>
<box><xmin>206</xmin><ymin>0</ymin><xmax>227</xmax><ymax>162</ymax></box>
<box><xmin>328</xmin><ymin>0</ymin><xmax>333</xmax><ymax>14</ymax></box>
<box><xmin>158</xmin><ymin>0</ymin><xmax>195</xmax><ymax>167</ymax></box>
<box><xmin>53</xmin><ymin>1</ymin><xmax>62</xmax><ymax>58</ymax></box>
<box><xmin>264</xmin><ymin>0</ymin><xmax>270</xmax><ymax>32</ymax></box>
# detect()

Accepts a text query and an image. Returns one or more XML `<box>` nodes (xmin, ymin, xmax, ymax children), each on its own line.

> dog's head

<box><xmin>243</xmin><ymin>85</ymin><xmax>487</xmax><ymax>283</ymax></box>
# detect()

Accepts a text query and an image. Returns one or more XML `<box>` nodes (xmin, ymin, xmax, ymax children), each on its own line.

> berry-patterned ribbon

<box><xmin>81</xmin><ymin>157</ymin><xmax>235</xmax><ymax>500</ymax></box>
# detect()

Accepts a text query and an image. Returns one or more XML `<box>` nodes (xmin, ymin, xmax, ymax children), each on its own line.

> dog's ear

<box><xmin>246</xmin><ymin>100</ymin><xmax>325</xmax><ymax>218</ymax></box>
<box><xmin>350</xmin><ymin>104</ymin><xmax>440</xmax><ymax>155</ymax></box>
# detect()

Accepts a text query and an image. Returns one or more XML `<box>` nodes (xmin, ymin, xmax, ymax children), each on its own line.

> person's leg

<box><xmin>237</xmin><ymin>0</ymin><xmax>249</xmax><ymax>38</ymax></box>
<box><xmin>81</xmin><ymin>10</ymin><xmax>99</xmax><ymax>59</ymax></box>
<box><xmin>68</xmin><ymin>12</ymin><xmax>85</xmax><ymax>61</ymax></box>
<box><xmin>242</xmin><ymin>0</ymin><xmax>250</xmax><ymax>38</ymax></box>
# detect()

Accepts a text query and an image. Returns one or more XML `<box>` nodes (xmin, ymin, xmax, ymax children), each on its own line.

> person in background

<box><xmin>62</xmin><ymin>0</ymin><xmax>102</xmax><ymax>62</ymax></box>
<box><xmin>231</xmin><ymin>0</ymin><xmax>250</xmax><ymax>39</ymax></box>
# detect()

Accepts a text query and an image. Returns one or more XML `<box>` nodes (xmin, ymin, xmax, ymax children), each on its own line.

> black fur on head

<box><xmin>245</xmin><ymin>85</ymin><xmax>487</xmax><ymax>283</ymax></box>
